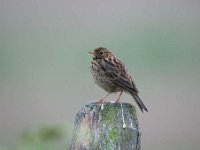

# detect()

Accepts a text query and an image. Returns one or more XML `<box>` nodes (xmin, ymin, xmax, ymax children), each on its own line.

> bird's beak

<box><xmin>89</xmin><ymin>52</ymin><xmax>94</xmax><ymax>55</ymax></box>
<box><xmin>89</xmin><ymin>51</ymin><xmax>96</xmax><ymax>59</ymax></box>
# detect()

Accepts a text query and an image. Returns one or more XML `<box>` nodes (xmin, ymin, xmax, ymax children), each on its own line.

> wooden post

<box><xmin>70</xmin><ymin>102</ymin><xmax>141</xmax><ymax>150</ymax></box>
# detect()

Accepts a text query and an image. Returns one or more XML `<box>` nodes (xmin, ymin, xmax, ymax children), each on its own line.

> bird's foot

<box><xmin>115</xmin><ymin>100</ymin><xmax>120</xmax><ymax>103</ymax></box>
<box><xmin>94</xmin><ymin>99</ymin><xmax>105</xmax><ymax>104</ymax></box>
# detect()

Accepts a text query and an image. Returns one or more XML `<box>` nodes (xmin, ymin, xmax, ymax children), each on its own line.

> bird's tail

<box><xmin>132</xmin><ymin>94</ymin><xmax>148</xmax><ymax>112</ymax></box>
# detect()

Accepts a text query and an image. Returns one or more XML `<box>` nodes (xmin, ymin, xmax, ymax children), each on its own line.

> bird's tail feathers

<box><xmin>132</xmin><ymin>94</ymin><xmax>148</xmax><ymax>112</ymax></box>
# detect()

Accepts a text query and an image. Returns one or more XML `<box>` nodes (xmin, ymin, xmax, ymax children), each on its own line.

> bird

<box><xmin>89</xmin><ymin>47</ymin><xmax>148</xmax><ymax>112</ymax></box>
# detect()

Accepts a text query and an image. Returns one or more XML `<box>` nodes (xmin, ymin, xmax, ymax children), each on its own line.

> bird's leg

<box><xmin>95</xmin><ymin>93</ymin><xmax>111</xmax><ymax>104</ymax></box>
<box><xmin>115</xmin><ymin>90</ymin><xmax>123</xmax><ymax>103</ymax></box>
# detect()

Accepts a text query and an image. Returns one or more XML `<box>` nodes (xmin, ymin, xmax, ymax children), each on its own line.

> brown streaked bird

<box><xmin>89</xmin><ymin>47</ymin><xmax>148</xmax><ymax>112</ymax></box>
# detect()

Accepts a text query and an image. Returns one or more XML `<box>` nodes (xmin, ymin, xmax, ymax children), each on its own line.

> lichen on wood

<box><xmin>70</xmin><ymin>102</ymin><xmax>141</xmax><ymax>150</ymax></box>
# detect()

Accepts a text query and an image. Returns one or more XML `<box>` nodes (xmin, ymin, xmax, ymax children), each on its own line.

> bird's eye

<box><xmin>99</xmin><ymin>52</ymin><xmax>103</xmax><ymax>55</ymax></box>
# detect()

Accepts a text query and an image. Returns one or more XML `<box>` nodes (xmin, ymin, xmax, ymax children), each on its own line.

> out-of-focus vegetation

<box><xmin>0</xmin><ymin>125</ymin><xmax>72</xmax><ymax>150</ymax></box>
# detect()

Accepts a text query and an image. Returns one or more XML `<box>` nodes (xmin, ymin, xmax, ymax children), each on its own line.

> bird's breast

<box><xmin>90</xmin><ymin>60</ymin><xmax>120</xmax><ymax>93</ymax></box>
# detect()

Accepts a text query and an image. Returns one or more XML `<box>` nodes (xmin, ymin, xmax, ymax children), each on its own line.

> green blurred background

<box><xmin>1</xmin><ymin>0</ymin><xmax>200</xmax><ymax>149</ymax></box>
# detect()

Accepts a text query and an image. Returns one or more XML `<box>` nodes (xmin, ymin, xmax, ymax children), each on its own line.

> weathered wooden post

<box><xmin>70</xmin><ymin>102</ymin><xmax>141</xmax><ymax>150</ymax></box>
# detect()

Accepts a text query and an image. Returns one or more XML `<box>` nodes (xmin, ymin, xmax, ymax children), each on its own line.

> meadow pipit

<box><xmin>89</xmin><ymin>47</ymin><xmax>148</xmax><ymax>112</ymax></box>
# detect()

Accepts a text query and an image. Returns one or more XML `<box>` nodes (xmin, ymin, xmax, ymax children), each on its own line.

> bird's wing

<box><xmin>99</xmin><ymin>57</ymin><xmax>138</xmax><ymax>95</ymax></box>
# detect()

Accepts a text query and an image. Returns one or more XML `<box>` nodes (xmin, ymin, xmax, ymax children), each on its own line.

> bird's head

<box><xmin>89</xmin><ymin>47</ymin><xmax>111</xmax><ymax>59</ymax></box>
